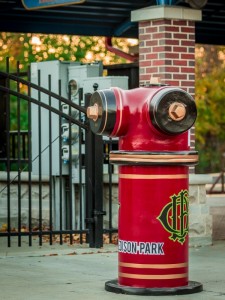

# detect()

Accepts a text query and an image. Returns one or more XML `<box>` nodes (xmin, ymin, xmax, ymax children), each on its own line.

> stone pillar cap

<box><xmin>131</xmin><ymin>5</ymin><xmax>202</xmax><ymax>22</ymax></box>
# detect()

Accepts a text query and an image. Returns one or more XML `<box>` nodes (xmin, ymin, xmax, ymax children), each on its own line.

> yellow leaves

<box><xmin>48</xmin><ymin>48</ymin><xmax>55</xmax><ymax>54</ymax></box>
<box><xmin>195</xmin><ymin>46</ymin><xmax>205</xmax><ymax>58</ymax></box>
<box><xmin>30</xmin><ymin>36</ymin><xmax>41</xmax><ymax>45</ymax></box>
<box><xmin>85</xmin><ymin>51</ymin><xmax>94</xmax><ymax>61</ymax></box>
<box><xmin>0</xmin><ymin>32</ymin><xmax>135</xmax><ymax>70</ymax></box>
<box><xmin>195</xmin><ymin>66</ymin><xmax>225</xmax><ymax>153</ymax></box>
<box><xmin>0</xmin><ymin>223</ymin><xmax>8</xmax><ymax>232</ymax></box>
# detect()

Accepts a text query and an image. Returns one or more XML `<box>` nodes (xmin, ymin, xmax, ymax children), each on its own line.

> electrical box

<box><xmin>68</xmin><ymin>64</ymin><xmax>102</xmax><ymax>80</ymax></box>
<box><xmin>31</xmin><ymin>60</ymin><xmax>128</xmax><ymax>177</ymax></box>
<box><xmin>82</xmin><ymin>76</ymin><xmax>128</xmax><ymax>94</ymax></box>
<box><xmin>31</xmin><ymin>60</ymin><xmax>103</xmax><ymax>176</ymax></box>
<box><xmin>68</xmin><ymin>64</ymin><xmax>102</xmax><ymax>105</ymax></box>
<box><xmin>31</xmin><ymin>60</ymin><xmax>76</xmax><ymax>176</ymax></box>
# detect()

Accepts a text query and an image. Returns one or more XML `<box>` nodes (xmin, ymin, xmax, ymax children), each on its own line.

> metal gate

<box><xmin>0</xmin><ymin>58</ymin><xmax>117</xmax><ymax>248</ymax></box>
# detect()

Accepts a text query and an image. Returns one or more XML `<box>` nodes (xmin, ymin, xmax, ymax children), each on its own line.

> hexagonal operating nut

<box><xmin>168</xmin><ymin>102</ymin><xmax>186</xmax><ymax>121</ymax></box>
<box><xmin>87</xmin><ymin>103</ymin><xmax>99</xmax><ymax>122</ymax></box>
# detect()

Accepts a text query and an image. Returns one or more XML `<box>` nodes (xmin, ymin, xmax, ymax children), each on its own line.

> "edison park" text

<box><xmin>118</xmin><ymin>240</ymin><xmax>164</xmax><ymax>255</ymax></box>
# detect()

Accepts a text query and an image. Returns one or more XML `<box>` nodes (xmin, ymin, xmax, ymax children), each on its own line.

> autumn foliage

<box><xmin>0</xmin><ymin>33</ymin><xmax>224</xmax><ymax>173</ymax></box>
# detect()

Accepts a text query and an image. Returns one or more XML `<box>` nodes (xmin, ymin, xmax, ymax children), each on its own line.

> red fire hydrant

<box><xmin>87</xmin><ymin>86</ymin><xmax>203</xmax><ymax>295</ymax></box>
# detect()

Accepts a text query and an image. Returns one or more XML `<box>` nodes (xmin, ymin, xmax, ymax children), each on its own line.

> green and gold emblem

<box><xmin>157</xmin><ymin>190</ymin><xmax>189</xmax><ymax>245</ymax></box>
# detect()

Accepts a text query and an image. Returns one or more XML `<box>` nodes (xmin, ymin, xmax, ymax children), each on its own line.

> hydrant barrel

<box><xmin>87</xmin><ymin>86</ymin><xmax>203</xmax><ymax>295</ymax></box>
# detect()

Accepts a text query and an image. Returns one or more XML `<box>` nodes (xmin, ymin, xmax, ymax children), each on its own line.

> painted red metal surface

<box><xmin>118</xmin><ymin>164</ymin><xmax>189</xmax><ymax>288</ymax></box>
<box><xmin>110</xmin><ymin>86</ymin><xmax>190</xmax><ymax>152</ymax></box>
<box><xmin>88</xmin><ymin>85</ymin><xmax>197</xmax><ymax>290</ymax></box>
<box><xmin>108</xmin><ymin>86</ymin><xmax>193</xmax><ymax>288</ymax></box>
<box><xmin>105</xmin><ymin>37</ymin><xmax>138</xmax><ymax>63</ymax></box>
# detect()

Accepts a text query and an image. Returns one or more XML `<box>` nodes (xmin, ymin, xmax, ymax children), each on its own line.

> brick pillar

<box><xmin>131</xmin><ymin>6</ymin><xmax>202</xmax><ymax>151</ymax></box>
<box><xmin>131</xmin><ymin>6</ymin><xmax>202</xmax><ymax>95</ymax></box>
<box><xmin>139</xmin><ymin>19</ymin><xmax>196</xmax><ymax>96</ymax></box>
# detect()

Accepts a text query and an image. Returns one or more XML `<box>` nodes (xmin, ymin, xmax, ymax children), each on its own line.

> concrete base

<box><xmin>105</xmin><ymin>280</ymin><xmax>203</xmax><ymax>295</ymax></box>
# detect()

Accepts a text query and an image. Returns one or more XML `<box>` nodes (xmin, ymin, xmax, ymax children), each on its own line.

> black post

<box><xmin>85</xmin><ymin>93</ymin><xmax>104</xmax><ymax>248</ymax></box>
<box><xmin>93</xmin><ymin>130</ymin><xmax>104</xmax><ymax>248</ymax></box>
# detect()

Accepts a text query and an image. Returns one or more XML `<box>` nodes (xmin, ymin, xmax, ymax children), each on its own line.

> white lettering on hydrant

<box><xmin>118</xmin><ymin>240</ymin><xmax>164</xmax><ymax>255</ymax></box>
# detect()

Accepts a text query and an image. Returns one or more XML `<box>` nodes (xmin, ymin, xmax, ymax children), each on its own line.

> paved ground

<box><xmin>0</xmin><ymin>238</ymin><xmax>225</xmax><ymax>300</ymax></box>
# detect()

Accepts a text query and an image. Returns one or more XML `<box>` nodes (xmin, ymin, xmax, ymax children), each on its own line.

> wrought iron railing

<box><xmin>0</xmin><ymin>58</ymin><xmax>118</xmax><ymax>248</ymax></box>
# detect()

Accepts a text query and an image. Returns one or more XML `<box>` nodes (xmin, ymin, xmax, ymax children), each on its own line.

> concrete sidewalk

<box><xmin>0</xmin><ymin>238</ymin><xmax>225</xmax><ymax>300</ymax></box>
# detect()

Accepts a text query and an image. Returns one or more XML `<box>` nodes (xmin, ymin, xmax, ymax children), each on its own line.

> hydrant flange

<box><xmin>109</xmin><ymin>150</ymin><xmax>198</xmax><ymax>166</ymax></box>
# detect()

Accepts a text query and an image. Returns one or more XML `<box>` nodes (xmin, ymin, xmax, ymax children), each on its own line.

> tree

<box><xmin>1</xmin><ymin>33</ymin><xmax>225</xmax><ymax>173</ymax></box>
<box><xmin>0</xmin><ymin>33</ymin><xmax>136</xmax><ymax>72</ymax></box>
<box><xmin>195</xmin><ymin>45</ymin><xmax>225</xmax><ymax>173</ymax></box>
<box><xmin>0</xmin><ymin>32</ymin><xmax>137</xmax><ymax>131</ymax></box>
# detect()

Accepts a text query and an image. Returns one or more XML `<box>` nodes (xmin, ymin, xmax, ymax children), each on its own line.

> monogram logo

<box><xmin>157</xmin><ymin>190</ymin><xmax>189</xmax><ymax>245</ymax></box>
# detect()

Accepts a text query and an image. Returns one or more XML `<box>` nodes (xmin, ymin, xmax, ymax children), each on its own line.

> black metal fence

<box><xmin>0</xmin><ymin>59</ymin><xmax>118</xmax><ymax>248</ymax></box>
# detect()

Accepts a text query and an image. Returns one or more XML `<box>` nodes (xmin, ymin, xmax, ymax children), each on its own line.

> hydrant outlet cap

<box><xmin>88</xmin><ymin>90</ymin><xmax>117</xmax><ymax>136</ymax></box>
<box><xmin>149</xmin><ymin>88</ymin><xmax>197</xmax><ymax>135</ymax></box>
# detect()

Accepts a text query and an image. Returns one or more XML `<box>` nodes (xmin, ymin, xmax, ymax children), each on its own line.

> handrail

<box><xmin>0</xmin><ymin>71</ymin><xmax>87</xmax><ymax>114</ymax></box>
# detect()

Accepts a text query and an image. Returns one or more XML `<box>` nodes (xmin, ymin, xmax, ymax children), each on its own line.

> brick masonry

<box><xmin>139</xmin><ymin>19</ymin><xmax>196</xmax><ymax>97</ymax></box>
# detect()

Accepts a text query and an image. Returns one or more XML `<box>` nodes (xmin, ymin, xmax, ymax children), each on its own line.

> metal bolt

<box><xmin>168</xmin><ymin>102</ymin><xmax>186</xmax><ymax>121</ymax></box>
<box><xmin>87</xmin><ymin>103</ymin><xmax>99</xmax><ymax>122</ymax></box>
<box><xmin>93</xmin><ymin>83</ymin><xmax>99</xmax><ymax>91</ymax></box>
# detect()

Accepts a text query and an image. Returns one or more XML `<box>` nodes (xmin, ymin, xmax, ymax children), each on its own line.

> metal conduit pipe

<box><xmin>105</xmin><ymin>37</ymin><xmax>138</xmax><ymax>63</ymax></box>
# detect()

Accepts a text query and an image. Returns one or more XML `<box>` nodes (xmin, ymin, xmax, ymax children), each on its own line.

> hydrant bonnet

<box><xmin>88</xmin><ymin>87</ymin><xmax>197</xmax><ymax>139</ymax></box>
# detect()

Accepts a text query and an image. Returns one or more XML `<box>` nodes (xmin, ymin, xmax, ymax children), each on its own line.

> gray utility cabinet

<box><xmin>31</xmin><ymin>61</ymin><xmax>101</xmax><ymax>176</ymax></box>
